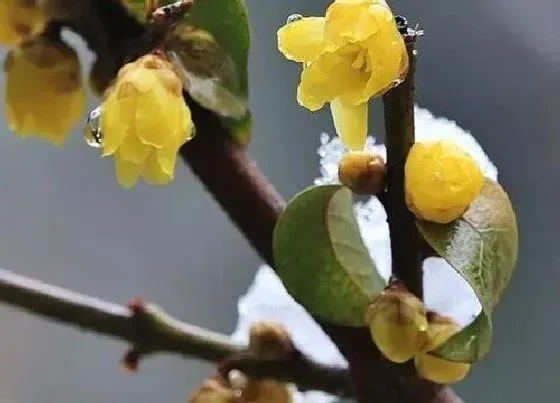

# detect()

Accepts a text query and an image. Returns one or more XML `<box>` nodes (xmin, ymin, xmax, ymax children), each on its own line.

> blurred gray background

<box><xmin>0</xmin><ymin>0</ymin><xmax>557</xmax><ymax>402</ymax></box>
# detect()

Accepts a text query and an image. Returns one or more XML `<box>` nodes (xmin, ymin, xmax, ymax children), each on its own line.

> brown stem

<box><xmin>382</xmin><ymin>38</ymin><xmax>424</xmax><ymax>299</ymax></box>
<box><xmin>0</xmin><ymin>268</ymin><xmax>352</xmax><ymax>396</ymax></box>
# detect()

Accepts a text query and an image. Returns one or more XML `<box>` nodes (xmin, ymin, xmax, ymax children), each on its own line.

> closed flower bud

<box><xmin>367</xmin><ymin>287</ymin><xmax>428</xmax><ymax>363</ymax></box>
<box><xmin>248</xmin><ymin>321</ymin><xmax>294</xmax><ymax>360</ymax></box>
<box><xmin>4</xmin><ymin>36</ymin><xmax>85</xmax><ymax>145</ymax></box>
<box><xmin>98</xmin><ymin>52</ymin><xmax>195</xmax><ymax>188</ymax></box>
<box><xmin>189</xmin><ymin>374</ymin><xmax>292</xmax><ymax>403</ymax></box>
<box><xmin>0</xmin><ymin>0</ymin><xmax>46</xmax><ymax>46</ymax></box>
<box><xmin>338</xmin><ymin>151</ymin><xmax>386</xmax><ymax>195</ymax></box>
<box><xmin>414</xmin><ymin>313</ymin><xmax>471</xmax><ymax>384</ymax></box>
<box><xmin>242</xmin><ymin>379</ymin><xmax>293</xmax><ymax>403</ymax></box>
<box><xmin>405</xmin><ymin>140</ymin><xmax>484</xmax><ymax>224</ymax></box>
<box><xmin>189</xmin><ymin>377</ymin><xmax>237</xmax><ymax>403</ymax></box>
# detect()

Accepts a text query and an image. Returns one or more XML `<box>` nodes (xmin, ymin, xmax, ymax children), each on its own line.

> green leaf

<box><xmin>187</xmin><ymin>0</ymin><xmax>250</xmax><ymax>97</ymax></box>
<box><xmin>273</xmin><ymin>185</ymin><xmax>386</xmax><ymax>326</ymax></box>
<box><xmin>418</xmin><ymin>179</ymin><xmax>518</xmax><ymax>363</ymax></box>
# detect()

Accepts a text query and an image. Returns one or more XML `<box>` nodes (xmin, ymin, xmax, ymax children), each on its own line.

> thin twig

<box><xmin>382</xmin><ymin>35</ymin><xmax>424</xmax><ymax>299</ymax></box>
<box><xmin>0</xmin><ymin>268</ymin><xmax>353</xmax><ymax>397</ymax></box>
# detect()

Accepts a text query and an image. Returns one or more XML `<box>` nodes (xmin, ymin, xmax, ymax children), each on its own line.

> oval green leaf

<box><xmin>418</xmin><ymin>179</ymin><xmax>518</xmax><ymax>363</ymax></box>
<box><xmin>273</xmin><ymin>185</ymin><xmax>386</xmax><ymax>326</ymax></box>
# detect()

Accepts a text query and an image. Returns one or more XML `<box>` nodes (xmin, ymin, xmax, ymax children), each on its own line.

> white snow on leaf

<box><xmin>231</xmin><ymin>106</ymin><xmax>496</xmax><ymax>401</ymax></box>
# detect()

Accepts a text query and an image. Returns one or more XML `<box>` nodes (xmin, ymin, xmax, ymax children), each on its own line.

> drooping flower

<box><xmin>99</xmin><ymin>53</ymin><xmax>194</xmax><ymax>188</ymax></box>
<box><xmin>277</xmin><ymin>0</ymin><xmax>408</xmax><ymax>150</ymax></box>
<box><xmin>3</xmin><ymin>36</ymin><xmax>85</xmax><ymax>145</ymax></box>
<box><xmin>405</xmin><ymin>139</ymin><xmax>484</xmax><ymax>224</ymax></box>
<box><xmin>0</xmin><ymin>0</ymin><xmax>47</xmax><ymax>46</ymax></box>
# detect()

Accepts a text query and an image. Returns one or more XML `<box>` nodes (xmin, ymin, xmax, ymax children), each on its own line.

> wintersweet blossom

<box><xmin>232</xmin><ymin>106</ymin><xmax>495</xmax><ymax>402</ymax></box>
<box><xmin>277</xmin><ymin>0</ymin><xmax>407</xmax><ymax>151</ymax></box>
<box><xmin>0</xmin><ymin>0</ymin><xmax>46</xmax><ymax>46</ymax></box>
<box><xmin>4</xmin><ymin>36</ymin><xmax>85</xmax><ymax>145</ymax></box>
<box><xmin>99</xmin><ymin>53</ymin><xmax>194</xmax><ymax>188</ymax></box>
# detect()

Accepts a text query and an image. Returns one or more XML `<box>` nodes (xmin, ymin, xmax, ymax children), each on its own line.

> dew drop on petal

<box><xmin>286</xmin><ymin>13</ymin><xmax>303</xmax><ymax>24</ymax></box>
<box><xmin>84</xmin><ymin>106</ymin><xmax>103</xmax><ymax>148</ymax></box>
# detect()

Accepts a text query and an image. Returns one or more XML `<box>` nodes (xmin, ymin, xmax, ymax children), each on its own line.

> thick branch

<box><xmin>382</xmin><ymin>38</ymin><xmax>424</xmax><ymax>298</ymax></box>
<box><xmin>0</xmin><ymin>268</ymin><xmax>352</xmax><ymax>397</ymax></box>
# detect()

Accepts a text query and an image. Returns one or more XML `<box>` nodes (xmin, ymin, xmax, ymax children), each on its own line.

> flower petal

<box><xmin>329</xmin><ymin>98</ymin><xmax>367</xmax><ymax>150</ymax></box>
<box><xmin>324</xmin><ymin>0</ymin><xmax>389</xmax><ymax>50</ymax></box>
<box><xmin>101</xmin><ymin>91</ymin><xmax>135</xmax><ymax>156</ymax></box>
<box><xmin>142</xmin><ymin>153</ymin><xmax>173</xmax><ymax>185</ymax></box>
<box><xmin>277</xmin><ymin>17</ymin><xmax>325</xmax><ymax>63</ymax></box>
<box><xmin>114</xmin><ymin>157</ymin><xmax>142</xmax><ymax>188</ymax></box>
<box><xmin>297</xmin><ymin>47</ymin><xmax>367</xmax><ymax>110</ymax></box>
<box><xmin>156</xmin><ymin>145</ymin><xmax>178</xmax><ymax>176</ymax></box>
<box><xmin>118</xmin><ymin>133</ymin><xmax>151</xmax><ymax>163</ymax></box>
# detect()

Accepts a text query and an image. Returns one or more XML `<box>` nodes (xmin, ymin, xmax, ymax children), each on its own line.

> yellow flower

<box><xmin>367</xmin><ymin>288</ymin><xmax>428</xmax><ymax>363</ymax></box>
<box><xmin>414</xmin><ymin>314</ymin><xmax>471</xmax><ymax>384</ymax></box>
<box><xmin>405</xmin><ymin>140</ymin><xmax>484</xmax><ymax>224</ymax></box>
<box><xmin>99</xmin><ymin>53</ymin><xmax>194</xmax><ymax>188</ymax></box>
<box><xmin>3</xmin><ymin>36</ymin><xmax>85</xmax><ymax>145</ymax></box>
<box><xmin>0</xmin><ymin>0</ymin><xmax>47</xmax><ymax>46</ymax></box>
<box><xmin>277</xmin><ymin>0</ymin><xmax>408</xmax><ymax>150</ymax></box>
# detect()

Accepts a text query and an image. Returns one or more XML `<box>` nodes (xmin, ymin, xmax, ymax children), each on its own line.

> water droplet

<box><xmin>84</xmin><ymin>106</ymin><xmax>103</xmax><ymax>148</ymax></box>
<box><xmin>391</xmin><ymin>78</ymin><xmax>404</xmax><ymax>88</ymax></box>
<box><xmin>286</xmin><ymin>13</ymin><xmax>303</xmax><ymax>24</ymax></box>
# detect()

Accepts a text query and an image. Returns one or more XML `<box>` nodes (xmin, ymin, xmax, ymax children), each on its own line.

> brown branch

<box><xmin>0</xmin><ymin>267</ymin><xmax>353</xmax><ymax>397</ymax></box>
<box><xmin>382</xmin><ymin>37</ymin><xmax>424</xmax><ymax>299</ymax></box>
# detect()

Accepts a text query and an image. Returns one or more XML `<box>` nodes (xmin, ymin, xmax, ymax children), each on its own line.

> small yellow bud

<box><xmin>98</xmin><ymin>52</ymin><xmax>194</xmax><ymax>188</ymax></box>
<box><xmin>338</xmin><ymin>151</ymin><xmax>386</xmax><ymax>195</ymax></box>
<box><xmin>367</xmin><ymin>288</ymin><xmax>428</xmax><ymax>363</ymax></box>
<box><xmin>248</xmin><ymin>321</ymin><xmax>294</xmax><ymax>360</ymax></box>
<box><xmin>405</xmin><ymin>140</ymin><xmax>484</xmax><ymax>224</ymax></box>
<box><xmin>414</xmin><ymin>313</ymin><xmax>471</xmax><ymax>384</ymax></box>
<box><xmin>0</xmin><ymin>0</ymin><xmax>47</xmax><ymax>46</ymax></box>
<box><xmin>189</xmin><ymin>377</ymin><xmax>237</xmax><ymax>403</ymax></box>
<box><xmin>4</xmin><ymin>36</ymin><xmax>85</xmax><ymax>145</ymax></box>
<box><xmin>189</xmin><ymin>375</ymin><xmax>292</xmax><ymax>403</ymax></box>
<box><xmin>242</xmin><ymin>379</ymin><xmax>293</xmax><ymax>403</ymax></box>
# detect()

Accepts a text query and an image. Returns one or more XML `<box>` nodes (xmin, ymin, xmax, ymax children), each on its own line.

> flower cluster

<box><xmin>98</xmin><ymin>53</ymin><xmax>195</xmax><ymax>188</ymax></box>
<box><xmin>0</xmin><ymin>0</ymin><xmax>84</xmax><ymax>145</ymax></box>
<box><xmin>0</xmin><ymin>1</ymin><xmax>196</xmax><ymax>188</ymax></box>
<box><xmin>277</xmin><ymin>0</ymin><xmax>408</xmax><ymax>151</ymax></box>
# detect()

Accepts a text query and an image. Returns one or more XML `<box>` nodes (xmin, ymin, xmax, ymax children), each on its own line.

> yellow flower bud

<box><xmin>0</xmin><ymin>0</ymin><xmax>47</xmax><ymax>46</ymax></box>
<box><xmin>405</xmin><ymin>140</ymin><xmax>484</xmax><ymax>224</ymax></box>
<box><xmin>98</xmin><ymin>53</ymin><xmax>195</xmax><ymax>188</ymax></box>
<box><xmin>189</xmin><ymin>375</ymin><xmax>292</xmax><ymax>403</ymax></box>
<box><xmin>248</xmin><ymin>321</ymin><xmax>294</xmax><ymax>360</ymax></box>
<box><xmin>4</xmin><ymin>36</ymin><xmax>85</xmax><ymax>145</ymax></box>
<box><xmin>338</xmin><ymin>151</ymin><xmax>386</xmax><ymax>195</ymax></box>
<box><xmin>242</xmin><ymin>379</ymin><xmax>293</xmax><ymax>403</ymax></box>
<box><xmin>189</xmin><ymin>377</ymin><xmax>237</xmax><ymax>403</ymax></box>
<box><xmin>367</xmin><ymin>288</ymin><xmax>428</xmax><ymax>363</ymax></box>
<box><xmin>414</xmin><ymin>313</ymin><xmax>471</xmax><ymax>384</ymax></box>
